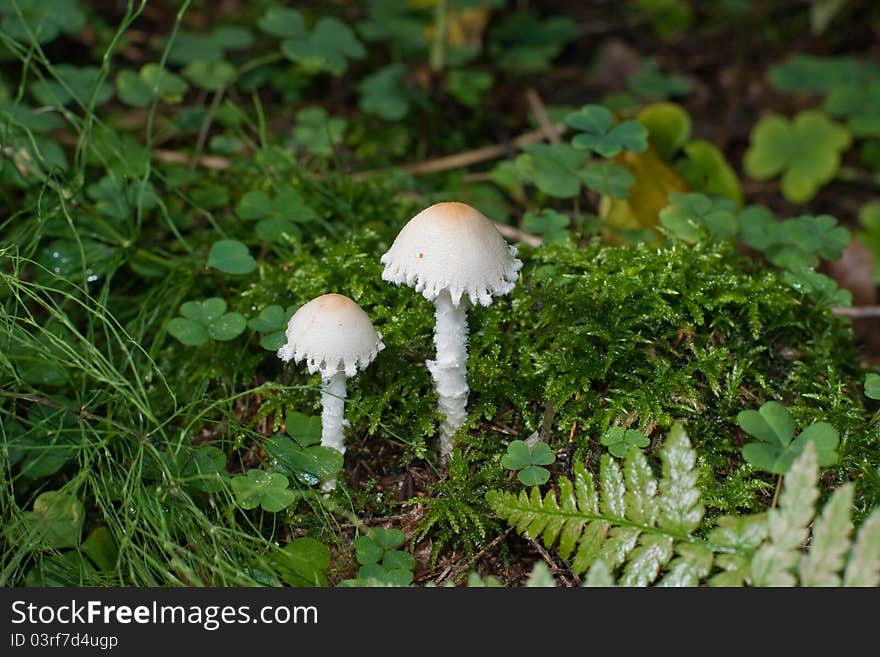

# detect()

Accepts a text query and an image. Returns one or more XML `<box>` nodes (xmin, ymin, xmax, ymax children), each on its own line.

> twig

<box><xmin>832</xmin><ymin>306</ymin><xmax>880</xmax><ymax>318</ymax></box>
<box><xmin>437</xmin><ymin>527</ymin><xmax>514</xmax><ymax>584</ymax></box>
<box><xmin>493</xmin><ymin>222</ymin><xmax>543</xmax><ymax>247</ymax></box>
<box><xmin>352</xmin><ymin>123</ymin><xmax>567</xmax><ymax>180</ymax></box>
<box><xmin>525</xmin><ymin>88</ymin><xmax>562</xmax><ymax>144</ymax></box>
<box><xmin>529</xmin><ymin>538</ymin><xmax>580</xmax><ymax>587</ymax></box>
<box><xmin>153</xmin><ymin>149</ymin><xmax>230</xmax><ymax>169</ymax></box>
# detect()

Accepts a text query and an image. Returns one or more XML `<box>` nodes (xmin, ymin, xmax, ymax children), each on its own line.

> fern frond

<box><xmin>750</xmin><ymin>442</ymin><xmax>819</xmax><ymax>586</ymax></box>
<box><xmin>843</xmin><ymin>509</ymin><xmax>880</xmax><ymax>586</ymax></box>
<box><xmin>799</xmin><ymin>483</ymin><xmax>854</xmax><ymax>586</ymax></box>
<box><xmin>488</xmin><ymin>423</ymin><xmax>708</xmax><ymax>582</ymax></box>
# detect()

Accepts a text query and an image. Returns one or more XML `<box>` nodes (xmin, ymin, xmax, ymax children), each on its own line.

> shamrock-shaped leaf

<box><xmin>248</xmin><ymin>305</ymin><xmax>296</xmax><ymax>351</ymax></box>
<box><xmin>659</xmin><ymin>192</ymin><xmax>738</xmax><ymax>243</ymax></box>
<box><xmin>447</xmin><ymin>69</ymin><xmax>493</xmax><ymax>107</ymax></box>
<box><xmin>628</xmin><ymin>59</ymin><xmax>691</xmax><ymax>100</ymax></box>
<box><xmin>866</xmin><ymin>374</ymin><xmax>880</xmax><ymax>400</ymax></box>
<box><xmin>358</xmin><ymin>63</ymin><xmax>414</xmax><ymax>121</ymax></box>
<box><xmin>285</xmin><ymin>412</ymin><xmax>323</xmax><ymax>447</ymax></box>
<box><xmin>230</xmin><ymin>469</ymin><xmax>297</xmax><ymax>512</ymax></box>
<box><xmin>769</xmin><ymin>55</ymin><xmax>877</xmax><ymax>94</ymax></box>
<box><xmin>739</xmin><ymin>210</ymin><xmax>850</xmax><ymax>271</ymax></box>
<box><xmin>270</xmin><ymin>537</ymin><xmax>331</xmax><ymax>587</ymax></box>
<box><xmin>263</xmin><ymin>435</ymin><xmax>343</xmax><ymax>486</ymax></box>
<box><xmin>81</xmin><ymin>526</ymin><xmax>119</xmax><ymax>572</ymax></box>
<box><xmin>0</xmin><ymin>0</ymin><xmax>86</xmax><ymax>44</ymax></box>
<box><xmin>25</xmin><ymin>490</ymin><xmax>84</xmax><ymax>549</ymax></box>
<box><xmin>167</xmin><ymin>298</ymin><xmax>247</xmax><ymax>346</ymax></box>
<box><xmin>737</xmin><ymin>401</ymin><xmax>839</xmax><ymax>474</ymax></box>
<box><xmin>87</xmin><ymin>175</ymin><xmax>157</xmax><ymax>222</ymax></box>
<box><xmin>30</xmin><ymin>65</ymin><xmax>114</xmax><ymax>107</ymax></box>
<box><xmin>743</xmin><ymin>111</ymin><xmax>851</xmax><ymax>203</ymax></box>
<box><xmin>489</xmin><ymin>11</ymin><xmax>580</xmax><ymax>72</ymax></box>
<box><xmin>351</xmin><ymin>528</ymin><xmax>414</xmax><ymax>586</ymax></box>
<box><xmin>116</xmin><ymin>64</ymin><xmax>189</xmax><ymax>107</ymax></box>
<box><xmin>578</xmin><ymin>161</ymin><xmax>635</xmax><ymax>199</ymax></box>
<box><xmin>165</xmin><ymin>26</ymin><xmax>253</xmax><ymax>65</ymax></box>
<box><xmin>259</xmin><ymin>8</ymin><xmax>364</xmax><ymax>76</ymax></box>
<box><xmin>293</xmin><ymin>107</ymin><xmax>347</xmax><ymax>158</ymax></box>
<box><xmin>859</xmin><ymin>203</ymin><xmax>880</xmax><ymax>283</ymax></box>
<box><xmin>782</xmin><ymin>269</ymin><xmax>851</xmax><ymax>309</ymax></box>
<box><xmin>566</xmin><ymin>105</ymin><xmax>648</xmax><ymax>157</ymax></box>
<box><xmin>236</xmin><ymin>188</ymin><xmax>317</xmax><ymax>243</ymax></box>
<box><xmin>823</xmin><ymin>80</ymin><xmax>880</xmax><ymax>138</ymax></box>
<box><xmin>183</xmin><ymin>445</ymin><xmax>228</xmax><ymax>493</ymax></box>
<box><xmin>182</xmin><ymin>60</ymin><xmax>236</xmax><ymax>92</ymax></box>
<box><xmin>0</xmin><ymin>100</ymin><xmax>62</xmax><ymax>132</ymax></box>
<box><xmin>600</xmin><ymin>426</ymin><xmax>650</xmax><ymax>458</ymax></box>
<box><xmin>208</xmin><ymin>239</ymin><xmax>257</xmax><ymax>275</ymax></box>
<box><xmin>522</xmin><ymin>209</ymin><xmax>570</xmax><ymax>241</ymax></box>
<box><xmin>8</xmin><ymin>404</ymin><xmax>80</xmax><ymax>480</ymax></box>
<box><xmin>515</xmin><ymin>143</ymin><xmax>588</xmax><ymax>198</ymax></box>
<box><xmin>676</xmin><ymin>140</ymin><xmax>743</xmax><ymax>206</ymax></box>
<box><xmin>501</xmin><ymin>439</ymin><xmax>556</xmax><ymax>486</ymax></box>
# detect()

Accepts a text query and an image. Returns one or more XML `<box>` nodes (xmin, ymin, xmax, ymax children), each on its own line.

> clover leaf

<box><xmin>515</xmin><ymin>143</ymin><xmax>588</xmax><ymax>198</ymax></box>
<box><xmin>349</xmin><ymin>528</ymin><xmax>414</xmax><ymax>586</ymax></box>
<box><xmin>248</xmin><ymin>305</ymin><xmax>295</xmax><ymax>351</ymax></box>
<box><xmin>0</xmin><ymin>0</ymin><xmax>86</xmax><ymax>44</ymax></box>
<box><xmin>566</xmin><ymin>104</ymin><xmax>648</xmax><ymax>157</ymax></box>
<box><xmin>358</xmin><ymin>63</ymin><xmax>414</xmax><ymax>121</ymax></box>
<box><xmin>600</xmin><ymin>426</ymin><xmax>650</xmax><ymax>458</ymax></box>
<box><xmin>8</xmin><ymin>405</ymin><xmax>80</xmax><ymax>480</ymax></box>
<box><xmin>859</xmin><ymin>202</ymin><xmax>880</xmax><ymax>283</ymax></box>
<box><xmin>116</xmin><ymin>64</ymin><xmax>189</xmax><ymax>107</ymax></box>
<box><xmin>270</xmin><ymin>537</ymin><xmax>331</xmax><ymax>587</ymax></box>
<box><xmin>866</xmin><ymin>374</ymin><xmax>880</xmax><ymax>400</ymax></box>
<box><xmin>823</xmin><ymin>80</ymin><xmax>880</xmax><ymax>138</ymax></box>
<box><xmin>743</xmin><ymin>111</ymin><xmax>851</xmax><ymax>203</ymax></box>
<box><xmin>166</xmin><ymin>26</ymin><xmax>253</xmax><ymax>65</ymax></box>
<box><xmin>208</xmin><ymin>239</ymin><xmax>257</xmax><ymax>275</ymax></box>
<box><xmin>637</xmin><ymin>101</ymin><xmax>692</xmax><ymax>160</ymax></box>
<box><xmin>167</xmin><ymin>297</ymin><xmax>246</xmax><ymax>346</ymax></box>
<box><xmin>501</xmin><ymin>439</ymin><xmax>555</xmax><ymax>486</ymax></box>
<box><xmin>769</xmin><ymin>55</ymin><xmax>877</xmax><ymax>94</ymax></box>
<box><xmin>676</xmin><ymin>140</ymin><xmax>743</xmax><ymax>205</ymax></box>
<box><xmin>183</xmin><ymin>445</ymin><xmax>228</xmax><ymax>493</ymax></box>
<box><xmin>23</xmin><ymin>490</ymin><xmax>85</xmax><ymax>549</ymax></box>
<box><xmin>30</xmin><ymin>65</ymin><xmax>114</xmax><ymax>107</ymax></box>
<box><xmin>522</xmin><ymin>209</ymin><xmax>570</xmax><ymax>241</ymax></box>
<box><xmin>235</xmin><ymin>188</ymin><xmax>318</xmax><ymax>243</ymax></box>
<box><xmin>739</xmin><ymin>210</ymin><xmax>850</xmax><ymax>271</ymax></box>
<box><xmin>259</xmin><ymin>8</ymin><xmax>364</xmax><ymax>76</ymax></box>
<box><xmin>293</xmin><ymin>107</ymin><xmax>347</xmax><ymax>158</ymax></box>
<box><xmin>579</xmin><ymin>161</ymin><xmax>635</xmax><ymax>199</ymax></box>
<box><xmin>736</xmin><ymin>401</ymin><xmax>839</xmax><ymax>474</ymax></box>
<box><xmin>489</xmin><ymin>11</ymin><xmax>580</xmax><ymax>72</ymax></box>
<box><xmin>628</xmin><ymin>59</ymin><xmax>691</xmax><ymax>100</ymax></box>
<box><xmin>263</xmin><ymin>425</ymin><xmax>343</xmax><ymax>487</ymax></box>
<box><xmin>231</xmin><ymin>470</ymin><xmax>297</xmax><ymax>512</ymax></box>
<box><xmin>659</xmin><ymin>192</ymin><xmax>739</xmax><ymax>243</ymax></box>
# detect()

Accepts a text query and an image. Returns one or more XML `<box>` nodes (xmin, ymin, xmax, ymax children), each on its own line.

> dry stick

<box><xmin>529</xmin><ymin>538</ymin><xmax>579</xmax><ymax>587</ymax></box>
<box><xmin>436</xmin><ymin>527</ymin><xmax>514</xmax><ymax>585</ymax></box>
<box><xmin>525</xmin><ymin>88</ymin><xmax>562</xmax><ymax>144</ymax></box>
<box><xmin>832</xmin><ymin>306</ymin><xmax>880</xmax><ymax>318</ymax></box>
<box><xmin>153</xmin><ymin>149</ymin><xmax>230</xmax><ymax>169</ymax></box>
<box><xmin>352</xmin><ymin>122</ymin><xmax>568</xmax><ymax>180</ymax></box>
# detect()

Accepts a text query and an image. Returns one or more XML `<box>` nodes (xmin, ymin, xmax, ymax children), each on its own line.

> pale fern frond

<box><xmin>582</xmin><ymin>559</ymin><xmax>615</xmax><ymax>587</ymax></box>
<box><xmin>750</xmin><ymin>442</ymin><xmax>820</xmax><ymax>586</ymax></box>
<box><xmin>799</xmin><ymin>483</ymin><xmax>854</xmax><ymax>586</ymax></box>
<box><xmin>657</xmin><ymin>424</ymin><xmax>704</xmax><ymax>535</ymax></box>
<box><xmin>707</xmin><ymin>515</ymin><xmax>768</xmax><ymax>586</ymax></box>
<box><xmin>843</xmin><ymin>509</ymin><xmax>880</xmax><ymax>587</ymax></box>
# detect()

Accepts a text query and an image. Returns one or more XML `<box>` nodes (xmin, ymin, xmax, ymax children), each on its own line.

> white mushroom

<box><xmin>277</xmin><ymin>294</ymin><xmax>384</xmax><ymax>488</ymax></box>
<box><xmin>380</xmin><ymin>201</ymin><xmax>522</xmax><ymax>459</ymax></box>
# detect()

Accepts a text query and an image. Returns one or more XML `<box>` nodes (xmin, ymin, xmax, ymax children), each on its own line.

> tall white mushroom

<box><xmin>277</xmin><ymin>294</ymin><xmax>384</xmax><ymax>486</ymax></box>
<box><xmin>380</xmin><ymin>201</ymin><xmax>522</xmax><ymax>459</ymax></box>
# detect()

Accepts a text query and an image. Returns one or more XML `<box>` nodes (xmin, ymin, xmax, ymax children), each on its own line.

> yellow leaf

<box><xmin>599</xmin><ymin>147</ymin><xmax>689</xmax><ymax>243</ymax></box>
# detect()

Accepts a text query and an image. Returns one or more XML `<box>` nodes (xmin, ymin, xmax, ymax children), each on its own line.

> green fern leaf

<box><xmin>599</xmin><ymin>454</ymin><xmax>626</xmax><ymax>519</ymax></box>
<box><xmin>658</xmin><ymin>424</ymin><xmax>704</xmax><ymax>535</ymax></box>
<box><xmin>582</xmin><ymin>559</ymin><xmax>615</xmax><ymax>587</ymax></box>
<box><xmin>750</xmin><ymin>442</ymin><xmax>820</xmax><ymax>586</ymax></box>
<box><xmin>658</xmin><ymin>543</ymin><xmax>714</xmax><ymax>586</ymax></box>
<box><xmin>708</xmin><ymin>514</ymin><xmax>768</xmax><ymax>586</ymax></box>
<box><xmin>843</xmin><ymin>509</ymin><xmax>880</xmax><ymax>586</ymax></box>
<box><xmin>799</xmin><ymin>483</ymin><xmax>854</xmax><ymax>586</ymax></box>
<box><xmin>624</xmin><ymin>448</ymin><xmax>658</xmax><ymax>525</ymax></box>
<box><xmin>620</xmin><ymin>534</ymin><xmax>674</xmax><ymax>586</ymax></box>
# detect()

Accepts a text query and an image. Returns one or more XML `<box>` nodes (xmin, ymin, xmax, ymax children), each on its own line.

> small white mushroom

<box><xmin>277</xmin><ymin>294</ymin><xmax>384</xmax><ymax>488</ymax></box>
<box><xmin>380</xmin><ymin>201</ymin><xmax>522</xmax><ymax>460</ymax></box>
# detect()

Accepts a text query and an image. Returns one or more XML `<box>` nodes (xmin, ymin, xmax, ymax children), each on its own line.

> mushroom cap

<box><xmin>277</xmin><ymin>294</ymin><xmax>384</xmax><ymax>378</ymax></box>
<box><xmin>380</xmin><ymin>201</ymin><xmax>523</xmax><ymax>306</ymax></box>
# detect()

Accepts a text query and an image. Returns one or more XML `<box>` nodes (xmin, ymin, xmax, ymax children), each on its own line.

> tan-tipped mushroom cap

<box><xmin>277</xmin><ymin>294</ymin><xmax>384</xmax><ymax>378</ymax></box>
<box><xmin>380</xmin><ymin>201</ymin><xmax>523</xmax><ymax>306</ymax></box>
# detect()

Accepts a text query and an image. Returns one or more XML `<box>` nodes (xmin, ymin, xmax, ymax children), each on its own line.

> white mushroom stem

<box><xmin>320</xmin><ymin>371</ymin><xmax>348</xmax><ymax>454</ymax></box>
<box><xmin>426</xmin><ymin>289</ymin><xmax>470</xmax><ymax>459</ymax></box>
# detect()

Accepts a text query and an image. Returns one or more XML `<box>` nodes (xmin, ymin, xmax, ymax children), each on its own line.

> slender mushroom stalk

<box><xmin>277</xmin><ymin>294</ymin><xmax>384</xmax><ymax>489</ymax></box>
<box><xmin>381</xmin><ymin>202</ymin><xmax>522</xmax><ymax>460</ymax></box>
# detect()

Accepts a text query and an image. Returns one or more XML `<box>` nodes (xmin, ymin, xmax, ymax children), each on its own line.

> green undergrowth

<box><xmin>2</xmin><ymin>171</ymin><xmax>876</xmax><ymax>584</ymax></box>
